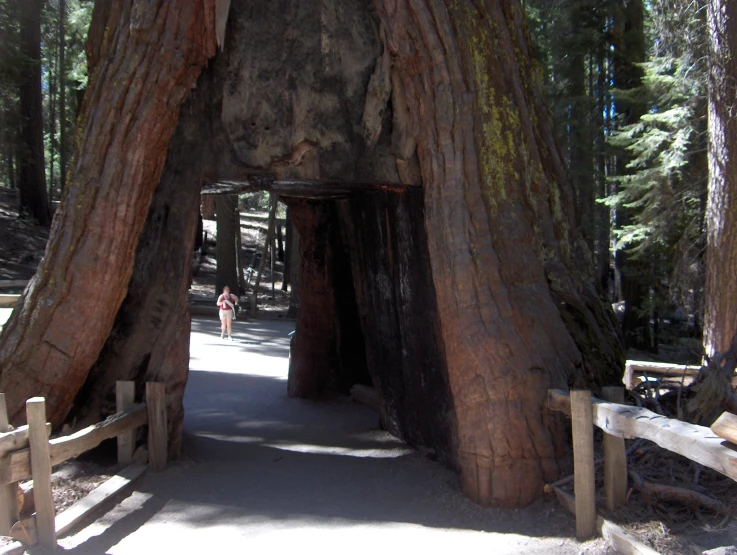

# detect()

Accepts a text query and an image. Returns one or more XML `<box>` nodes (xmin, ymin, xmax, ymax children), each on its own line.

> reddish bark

<box><xmin>0</xmin><ymin>0</ymin><xmax>219</xmax><ymax>426</ymax></box>
<box><xmin>704</xmin><ymin>0</ymin><xmax>737</xmax><ymax>358</ymax></box>
<box><xmin>286</xmin><ymin>200</ymin><xmax>340</xmax><ymax>398</ymax></box>
<box><xmin>375</xmin><ymin>0</ymin><xmax>623</xmax><ymax>507</ymax></box>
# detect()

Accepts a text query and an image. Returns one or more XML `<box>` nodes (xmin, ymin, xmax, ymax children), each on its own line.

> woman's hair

<box><xmin>223</xmin><ymin>286</ymin><xmax>230</xmax><ymax>292</ymax></box>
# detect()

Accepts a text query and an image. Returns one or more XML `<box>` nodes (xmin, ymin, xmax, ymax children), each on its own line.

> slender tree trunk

<box><xmin>0</xmin><ymin>0</ymin><xmax>219</xmax><ymax>426</ymax></box>
<box><xmin>235</xmin><ymin>204</ymin><xmax>246</xmax><ymax>293</ymax></box>
<box><xmin>566</xmin><ymin>1</ymin><xmax>595</xmax><ymax>252</ymax></box>
<box><xmin>18</xmin><ymin>0</ymin><xmax>51</xmax><ymax>226</ymax></box>
<box><xmin>216</xmin><ymin>194</ymin><xmax>239</xmax><ymax>296</ymax></box>
<box><xmin>48</xmin><ymin>32</ymin><xmax>58</xmax><ymax>205</ymax></box>
<box><xmin>58</xmin><ymin>0</ymin><xmax>67</xmax><ymax>194</ymax></box>
<box><xmin>282</xmin><ymin>207</ymin><xmax>292</xmax><ymax>291</ymax></box>
<box><xmin>251</xmin><ymin>195</ymin><xmax>277</xmax><ymax>317</ymax></box>
<box><xmin>704</xmin><ymin>0</ymin><xmax>737</xmax><ymax>358</ymax></box>
<box><xmin>612</xmin><ymin>0</ymin><xmax>651</xmax><ymax>350</ymax></box>
<box><xmin>287</xmin><ymin>220</ymin><xmax>300</xmax><ymax>317</ymax></box>
<box><xmin>375</xmin><ymin>0</ymin><xmax>623</xmax><ymax>507</ymax></box>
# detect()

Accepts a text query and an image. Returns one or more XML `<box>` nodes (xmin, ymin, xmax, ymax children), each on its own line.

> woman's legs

<box><xmin>220</xmin><ymin>312</ymin><xmax>227</xmax><ymax>338</ymax></box>
<box><xmin>226</xmin><ymin>314</ymin><xmax>233</xmax><ymax>338</ymax></box>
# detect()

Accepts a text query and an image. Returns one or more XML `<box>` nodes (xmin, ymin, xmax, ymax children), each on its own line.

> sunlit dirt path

<box><xmin>56</xmin><ymin>316</ymin><xmax>611</xmax><ymax>554</ymax></box>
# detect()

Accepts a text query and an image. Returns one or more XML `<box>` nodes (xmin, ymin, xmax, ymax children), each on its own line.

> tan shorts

<box><xmin>219</xmin><ymin>309</ymin><xmax>233</xmax><ymax>321</ymax></box>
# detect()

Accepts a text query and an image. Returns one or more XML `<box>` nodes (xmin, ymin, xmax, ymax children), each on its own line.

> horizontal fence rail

<box><xmin>0</xmin><ymin>381</ymin><xmax>167</xmax><ymax>551</ymax></box>
<box><xmin>548</xmin><ymin>386</ymin><xmax>737</xmax><ymax>550</ymax></box>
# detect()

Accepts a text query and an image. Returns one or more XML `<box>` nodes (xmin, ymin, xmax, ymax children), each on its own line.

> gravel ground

<box><xmin>54</xmin><ymin>316</ymin><xmax>612</xmax><ymax>555</ymax></box>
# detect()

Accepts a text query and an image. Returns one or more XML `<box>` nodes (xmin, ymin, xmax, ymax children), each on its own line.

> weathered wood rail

<box><xmin>0</xmin><ymin>381</ymin><xmax>168</xmax><ymax>552</ymax></box>
<box><xmin>548</xmin><ymin>387</ymin><xmax>737</xmax><ymax>549</ymax></box>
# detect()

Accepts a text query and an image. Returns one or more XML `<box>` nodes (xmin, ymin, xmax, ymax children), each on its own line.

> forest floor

<box><xmin>0</xmin><ymin>188</ymin><xmax>736</xmax><ymax>553</ymax></box>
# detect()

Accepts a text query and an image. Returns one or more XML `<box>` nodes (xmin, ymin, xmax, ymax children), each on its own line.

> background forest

<box><xmin>0</xmin><ymin>0</ymin><xmax>715</xmax><ymax>357</ymax></box>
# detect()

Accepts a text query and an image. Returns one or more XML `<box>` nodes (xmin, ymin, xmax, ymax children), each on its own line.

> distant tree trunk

<box><xmin>18</xmin><ymin>0</ymin><xmax>51</xmax><ymax>226</ymax></box>
<box><xmin>216</xmin><ymin>194</ymin><xmax>239</xmax><ymax>296</ymax></box>
<box><xmin>235</xmin><ymin>204</ymin><xmax>246</xmax><ymax>293</ymax></box>
<box><xmin>612</xmin><ymin>0</ymin><xmax>651</xmax><ymax>350</ymax></box>
<box><xmin>0</xmin><ymin>0</ymin><xmax>219</xmax><ymax>426</ymax></box>
<box><xmin>58</xmin><ymin>0</ymin><xmax>67</xmax><ymax>194</ymax></box>
<box><xmin>48</xmin><ymin>32</ymin><xmax>58</xmax><ymax>204</ymax></box>
<box><xmin>704</xmin><ymin>0</ymin><xmax>737</xmax><ymax>358</ymax></box>
<box><xmin>376</xmin><ymin>0</ymin><xmax>624</xmax><ymax>507</ymax></box>
<box><xmin>595</xmin><ymin>49</ymin><xmax>611</xmax><ymax>294</ymax></box>
<box><xmin>566</xmin><ymin>1</ymin><xmax>595</xmax><ymax>252</ymax></box>
<box><xmin>287</xmin><ymin>220</ymin><xmax>300</xmax><ymax>317</ymax></box>
<box><xmin>276</xmin><ymin>221</ymin><xmax>284</xmax><ymax>262</ymax></box>
<box><xmin>282</xmin><ymin>207</ymin><xmax>292</xmax><ymax>291</ymax></box>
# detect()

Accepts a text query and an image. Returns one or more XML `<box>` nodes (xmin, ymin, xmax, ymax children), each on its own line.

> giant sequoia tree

<box><xmin>0</xmin><ymin>0</ymin><xmax>622</xmax><ymax>509</ymax></box>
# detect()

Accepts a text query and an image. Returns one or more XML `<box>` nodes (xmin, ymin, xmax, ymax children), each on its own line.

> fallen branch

<box><xmin>630</xmin><ymin>470</ymin><xmax>732</xmax><ymax>516</ymax></box>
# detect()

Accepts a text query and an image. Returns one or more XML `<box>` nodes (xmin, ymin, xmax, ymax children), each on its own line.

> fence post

<box><xmin>27</xmin><ymin>397</ymin><xmax>56</xmax><ymax>550</ymax></box>
<box><xmin>571</xmin><ymin>389</ymin><xmax>596</xmax><ymax>540</ymax></box>
<box><xmin>116</xmin><ymin>381</ymin><xmax>136</xmax><ymax>465</ymax></box>
<box><xmin>146</xmin><ymin>382</ymin><xmax>167</xmax><ymax>472</ymax></box>
<box><xmin>602</xmin><ymin>386</ymin><xmax>627</xmax><ymax>511</ymax></box>
<box><xmin>0</xmin><ymin>394</ymin><xmax>17</xmax><ymax>535</ymax></box>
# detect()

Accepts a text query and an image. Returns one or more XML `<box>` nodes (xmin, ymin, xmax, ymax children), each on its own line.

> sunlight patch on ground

<box><xmin>189</xmin><ymin>331</ymin><xmax>289</xmax><ymax>378</ymax></box>
<box><xmin>192</xmin><ymin>432</ymin><xmax>265</xmax><ymax>444</ymax></box>
<box><xmin>262</xmin><ymin>441</ymin><xmax>414</xmax><ymax>459</ymax></box>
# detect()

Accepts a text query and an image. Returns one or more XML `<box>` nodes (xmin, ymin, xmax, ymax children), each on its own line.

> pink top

<box><xmin>218</xmin><ymin>293</ymin><xmax>237</xmax><ymax>310</ymax></box>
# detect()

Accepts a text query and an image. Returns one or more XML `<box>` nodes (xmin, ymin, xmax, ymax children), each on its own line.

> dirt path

<box><xmin>55</xmin><ymin>316</ymin><xmax>611</xmax><ymax>554</ymax></box>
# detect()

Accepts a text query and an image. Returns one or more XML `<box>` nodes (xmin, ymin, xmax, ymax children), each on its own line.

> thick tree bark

<box><xmin>201</xmin><ymin>194</ymin><xmax>215</xmax><ymax>219</ymax></box>
<box><xmin>704</xmin><ymin>0</ymin><xmax>737</xmax><ymax>358</ymax></box>
<box><xmin>216</xmin><ymin>194</ymin><xmax>239</xmax><ymax>296</ymax></box>
<box><xmin>0</xmin><ymin>0</ymin><xmax>219</xmax><ymax>426</ymax></box>
<box><xmin>18</xmin><ymin>0</ymin><xmax>51</xmax><ymax>227</ymax></box>
<box><xmin>286</xmin><ymin>200</ymin><xmax>341</xmax><ymax>398</ymax></box>
<box><xmin>375</xmin><ymin>0</ymin><xmax>623</xmax><ymax>507</ymax></box>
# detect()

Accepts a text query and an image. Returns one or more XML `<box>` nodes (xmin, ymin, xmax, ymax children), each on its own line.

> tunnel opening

<box><xmin>200</xmin><ymin>177</ymin><xmax>458</xmax><ymax>470</ymax></box>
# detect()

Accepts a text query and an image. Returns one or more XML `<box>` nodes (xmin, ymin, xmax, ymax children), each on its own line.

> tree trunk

<box><xmin>18</xmin><ymin>0</ymin><xmax>51</xmax><ymax>227</ymax></box>
<box><xmin>67</xmin><ymin>73</ymin><xmax>210</xmax><ymax>456</ymax></box>
<box><xmin>216</xmin><ymin>194</ymin><xmax>239</xmax><ymax>296</ymax></box>
<box><xmin>612</xmin><ymin>0</ymin><xmax>651</xmax><ymax>351</ymax></box>
<box><xmin>704</xmin><ymin>0</ymin><xmax>737</xmax><ymax>358</ymax></box>
<box><xmin>287</xmin><ymin>219</ymin><xmax>300</xmax><ymax>318</ymax></box>
<box><xmin>375</xmin><ymin>0</ymin><xmax>623</xmax><ymax>507</ymax></box>
<box><xmin>251</xmin><ymin>195</ymin><xmax>277</xmax><ymax>317</ymax></box>
<box><xmin>282</xmin><ymin>207</ymin><xmax>292</xmax><ymax>291</ymax></box>
<box><xmin>286</xmin><ymin>199</ymin><xmax>341</xmax><ymax>398</ymax></box>
<box><xmin>58</xmin><ymin>0</ymin><xmax>67</xmax><ymax>194</ymax></box>
<box><xmin>0</xmin><ymin>0</ymin><xmax>219</xmax><ymax>426</ymax></box>
<box><xmin>201</xmin><ymin>194</ymin><xmax>215</xmax><ymax>219</ymax></box>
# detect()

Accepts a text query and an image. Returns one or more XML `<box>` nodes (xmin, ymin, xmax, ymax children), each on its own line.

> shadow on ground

<box><xmin>53</xmin><ymin>317</ymin><xmax>591</xmax><ymax>555</ymax></box>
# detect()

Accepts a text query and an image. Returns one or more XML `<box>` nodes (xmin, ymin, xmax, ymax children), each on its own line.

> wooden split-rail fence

<box><xmin>548</xmin><ymin>386</ymin><xmax>737</xmax><ymax>552</ymax></box>
<box><xmin>0</xmin><ymin>381</ymin><xmax>168</xmax><ymax>551</ymax></box>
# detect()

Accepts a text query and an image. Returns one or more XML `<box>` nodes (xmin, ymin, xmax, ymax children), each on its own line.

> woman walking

<box><xmin>217</xmin><ymin>286</ymin><xmax>239</xmax><ymax>340</ymax></box>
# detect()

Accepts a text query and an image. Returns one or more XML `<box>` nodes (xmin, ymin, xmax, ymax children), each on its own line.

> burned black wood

<box><xmin>201</xmin><ymin>175</ymin><xmax>421</xmax><ymax>199</ymax></box>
